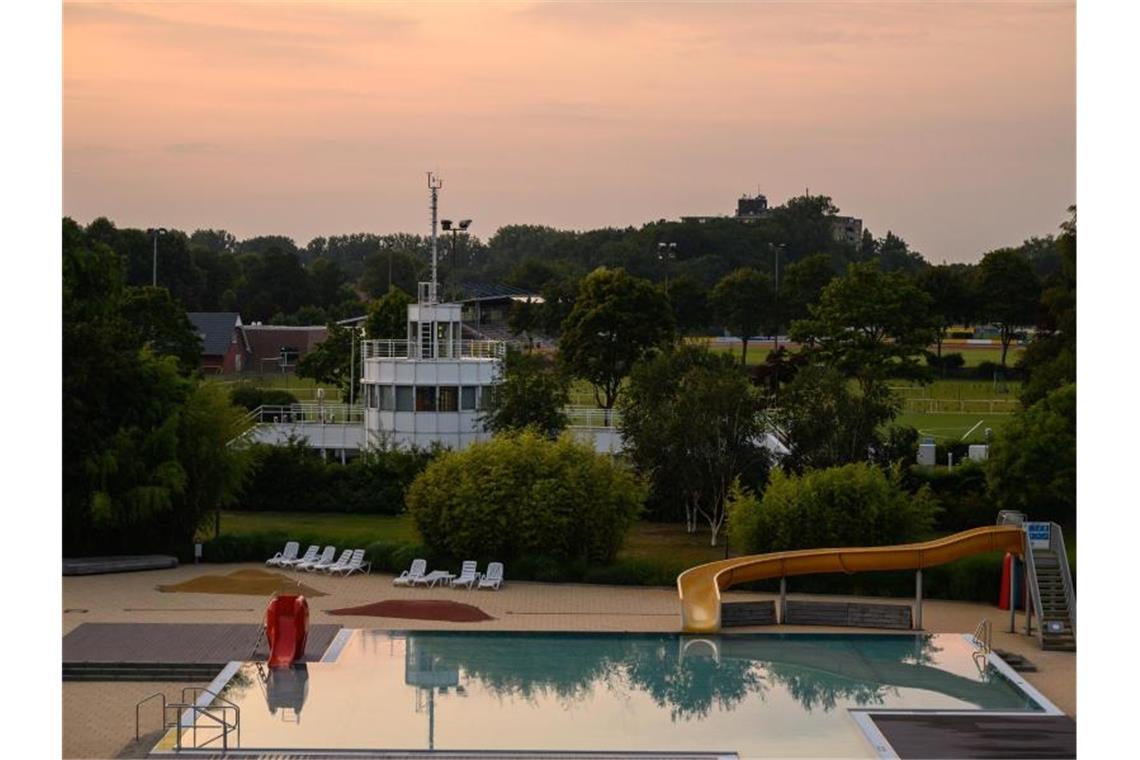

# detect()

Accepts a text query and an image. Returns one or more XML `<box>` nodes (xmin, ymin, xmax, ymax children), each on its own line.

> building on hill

<box><xmin>187</xmin><ymin>312</ymin><xmax>249</xmax><ymax>374</ymax></box>
<box><xmin>242</xmin><ymin>324</ymin><xmax>329</xmax><ymax>374</ymax></box>
<box><xmin>681</xmin><ymin>191</ymin><xmax>863</xmax><ymax>244</ymax></box>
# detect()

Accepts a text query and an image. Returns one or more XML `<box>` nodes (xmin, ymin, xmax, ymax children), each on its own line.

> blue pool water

<box><xmin>190</xmin><ymin>631</ymin><xmax>1045</xmax><ymax>757</ymax></box>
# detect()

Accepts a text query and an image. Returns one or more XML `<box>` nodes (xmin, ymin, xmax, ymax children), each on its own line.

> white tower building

<box><xmin>358</xmin><ymin>174</ymin><xmax>504</xmax><ymax>450</ymax></box>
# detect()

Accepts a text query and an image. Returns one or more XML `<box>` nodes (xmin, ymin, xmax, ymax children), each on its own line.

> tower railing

<box><xmin>361</xmin><ymin>339</ymin><xmax>505</xmax><ymax>361</ymax></box>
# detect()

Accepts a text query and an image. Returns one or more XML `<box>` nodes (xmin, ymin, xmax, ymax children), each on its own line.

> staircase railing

<box><xmin>1023</xmin><ymin>529</ymin><xmax>1044</xmax><ymax>647</ymax></box>
<box><xmin>135</xmin><ymin>688</ymin><xmax>241</xmax><ymax>751</ymax></box>
<box><xmin>969</xmin><ymin>618</ymin><xmax>992</xmax><ymax>672</ymax></box>
<box><xmin>1050</xmin><ymin>522</ymin><xmax>1076</xmax><ymax>641</ymax></box>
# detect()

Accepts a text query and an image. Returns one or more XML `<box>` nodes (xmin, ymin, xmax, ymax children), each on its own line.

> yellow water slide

<box><xmin>678</xmin><ymin>525</ymin><xmax>1025</xmax><ymax>633</ymax></box>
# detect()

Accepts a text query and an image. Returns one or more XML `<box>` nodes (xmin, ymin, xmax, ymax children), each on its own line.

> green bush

<box><xmin>229</xmin><ymin>383</ymin><xmax>299</xmax><ymax>410</ymax></box>
<box><xmin>407</xmin><ymin>430</ymin><xmax>646</xmax><ymax>564</ymax></box>
<box><xmin>907</xmin><ymin>461</ymin><xmax>992</xmax><ymax>533</ymax></box>
<box><xmin>237</xmin><ymin>442</ymin><xmax>434</xmax><ymax>514</ymax></box>
<box><xmin>728</xmin><ymin>462</ymin><xmax>939</xmax><ymax>555</ymax></box>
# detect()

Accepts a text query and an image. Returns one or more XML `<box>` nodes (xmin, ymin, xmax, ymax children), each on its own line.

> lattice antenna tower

<box><xmin>427</xmin><ymin>172</ymin><xmax>443</xmax><ymax>303</ymax></box>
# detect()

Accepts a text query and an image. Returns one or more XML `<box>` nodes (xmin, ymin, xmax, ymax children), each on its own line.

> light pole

<box><xmin>772</xmin><ymin>243</ymin><xmax>785</xmax><ymax>350</ymax></box>
<box><xmin>147</xmin><ymin>227</ymin><xmax>167</xmax><ymax>287</ymax></box>
<box><xmin>440</xmin><ymin>219</ymin><xmax>472</xmax><ymax>291</ymax></box>
<box><xmin>657</xmin><ymin>241</ymin><xmax>676</xmax><ymax>288</ymax></box>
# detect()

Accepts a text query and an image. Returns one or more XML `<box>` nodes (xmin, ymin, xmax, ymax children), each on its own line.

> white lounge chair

<box><xmin>477</xmin><ymin>562</ymin><xmax>504</xmax><ymax>590</ymax></box>
<box><xmin>450</xmin><ymin>561</ymin><xmax>480</xmax><ymax>589</ymax></box>
<box><xmin>279</xmin><ymin>544</ymin><xmax>319</xmax><ymax>570</ymax></box>
<box><xmin>415</xmin><ymin>570</ymin><xmax>454</xmax><ymax>587</ymax></box>
<box><xmin>331</xmin><ymin>549</ymin><xmax>371</xmax><ymax>577</ymax></box>
<box><xmin>318</xmin><ymin>549</ymin><xmax>353</xmax><ymax>574</ymax></box>
<box><xmin>393</xmin><ymin>559</ymin><xmax>427</xmax><ymax>586</ymax></box>
<box><xmin>266</xmin><ymin>541</ymin><xmax>299</xmax><ymax>567</ymax></box>
<box><xmin>297</xmin><ymin>545</ymin><xmax>336</xmax><ymax>572</ymax></box>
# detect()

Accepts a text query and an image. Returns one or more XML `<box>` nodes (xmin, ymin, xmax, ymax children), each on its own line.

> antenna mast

<box><xmin>427</xmin><ymin>172</ymin><xmax>443</xmax><ymax>303</ymax></box>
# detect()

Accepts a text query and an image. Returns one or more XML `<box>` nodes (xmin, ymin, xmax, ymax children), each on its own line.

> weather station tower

<box><xmin>358</xmin><ymin>174</ymin><xmax>504</xmax><ymax>450</ymax></box>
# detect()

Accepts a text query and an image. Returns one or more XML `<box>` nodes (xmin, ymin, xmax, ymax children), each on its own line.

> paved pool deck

<box><xmin>62</xmin><ymin>562</ymin><xmax>1075</xmax><ymax>758</ymax></box>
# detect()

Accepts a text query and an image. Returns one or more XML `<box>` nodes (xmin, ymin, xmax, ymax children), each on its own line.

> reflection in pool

<box><xmin>203</xmin><ymin>632</ymin><xmax>1042</xmax><ymax>757</ymax></box>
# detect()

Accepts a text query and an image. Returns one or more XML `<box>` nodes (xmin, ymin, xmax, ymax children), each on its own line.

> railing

<box><xmin>1023</xmin><ymin>528</ymin><xmax>1044</xmax><ymax>647</ymax></box>
<box><xmin>135</xmin><ymin>688</ymin><xmax>240</xmax><ymax>750</ymax></box>
<box><xmin>247</xmin><ymin>403</ymin><xmax>364</xmax><ymax>425</ymax></box>
<box><xmin>970</xmin><ymin>618</ymin><xmax>993</xmax><ymax>673</ymax></box>
<box><xmin>1051</xmin><ymin>523</ymin><xmax>1076</xmax><ymax>640</ymax></box>
<box><xmin>360</xmin><ymin>338</ymin><xmax>506</xmax><ymax>361</ymax></box>
<box><xmin>898</xmin><ymin>397</ymin><xmax>1020</xmax><ymax>414</ymax></box>
<box><xmin>564</xmin><ymin>405</ymin><xmax>622</xmax><ymax>428</ymax></box>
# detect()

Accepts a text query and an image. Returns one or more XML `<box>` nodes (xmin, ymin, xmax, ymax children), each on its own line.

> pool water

<box><xmin>191</xmin><ymin>631</ymin><xmax>1043</xmax><ymax>757</ymax></box>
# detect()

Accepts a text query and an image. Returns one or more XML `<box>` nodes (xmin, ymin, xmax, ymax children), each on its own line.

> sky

<box><xmin>63</xmin><ymin>1</ymin><xmax>1075</xmax><ymax>264</ymax></box>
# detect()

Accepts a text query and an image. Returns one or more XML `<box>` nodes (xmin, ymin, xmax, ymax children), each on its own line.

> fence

<box><xmin>360</xmin><ymin>339</ymin><xmax>506</xmax><ymax>361</ymax></box>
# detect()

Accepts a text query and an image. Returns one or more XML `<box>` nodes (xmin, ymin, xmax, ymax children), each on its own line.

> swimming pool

<box><xmin>165</xmin><ymin>631</ymin><xmax>1052</xmax><ymax>757</ymax></box>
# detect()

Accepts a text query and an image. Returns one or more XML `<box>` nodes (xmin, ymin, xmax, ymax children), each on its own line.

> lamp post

<box><xmin>657</xmin><ymin>241</ymin><xmax>676</xmax><ymax>289</ymax></box>
<box><xmin>772</xmin><ymin>243</ymin><xmax>785</xmax><ymax>350</ymax></box>
<box><xmin>147</xmin><ymin>227</ymin><xmax>167</xmax><ymax>287</ymax></box>
<box><xmin>440</xmin><ymin>219</ymin><xmax>472</xmax><ymax>293</ymax></box>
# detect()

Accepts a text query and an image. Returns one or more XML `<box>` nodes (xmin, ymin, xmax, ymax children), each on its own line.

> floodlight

<box><xmin>441</xmin><ymin>219</ymin><xmax>453</xmax><ymax>230</ymax></box>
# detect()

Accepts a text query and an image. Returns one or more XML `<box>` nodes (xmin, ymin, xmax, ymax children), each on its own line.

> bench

<box><xmin>784</xmin><ymin>600</ymin><xmax>913</xmax><ymax>629</ymax></box>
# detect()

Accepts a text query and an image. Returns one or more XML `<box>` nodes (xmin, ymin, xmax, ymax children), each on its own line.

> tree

<box><xmin>365</xmin><ymin>286</ymin><xmax>414</xmax><ymax>339</ymax></box>
<box><xmin>559</xmin><ymin>267</ymin><xmax>674</xmax><ymax>409</ymax></box>
<box><xmin>664</xmin><ymin>275</ymin><xmax>711</xmax><ymax>335</ymax></box>
<box><xmin>916</xmin><ymin>264</ymin><xmax>975</xmax><ymax>364</ymax></box>
<box><xmin>296</xmin><ymin>323</ymin><xmax>359</xmax><ymax>401</ymax></box>
<box><xmin>507</xmin><ymin>298</ymin><xmax>541</xmax><ymax>346</ymax></box>
<box><xmin>711</xmin><ymin>268</ymin><xmax>774</xmax><ymax>364</ymax></box>
<box><xmin>1019</xmin><ymin>206</ymin><xmax>1076</xmax><ymax>406</ymax></box>
<box><xmin>780</xmin><ymin>253</ymin><xmax>835</xmax><ymax>324</ymax></box>
<box><xmin>618</xmin><ymin>346</ymin><xmax>768</xmax><ymax>545</ymax></box>
<box><xmin>480</xmin><ymin>348</ymin><xmax>570</xmax><ymax>438</ymax></box>
<box><xmin>789</xmin><ymin>261</ymin><xmax>937</xmax><ymax>392</ymax></box>
<box><xmin>774</xmin><ymin>364</ymin><xmax>900</xmax><ymax>472</ymax></box>
<box><xmin>406</xmin><ymin>430</ymin><xmax>645</xmax><ymax>563</ymax></box>
<box><xmin>975</xmin><ymin>248</ymin><xmax>1041</xmax><ymax>367</ymax></box>
<box><xmin>176</xmin><ymin>383</ymin><xmax>255</xmax><ymax>539</ymax></box>
<box><xmin>119</xmin><ymin>286</ymin><xmax>203</xmax><ymax>375</ymax></box>
<box><xmin>361</xmin><ymin>246</ymin><xmax>424</xmax><ymax>298</ymax></box>
<box><xmin>986</xmin><ymin>383</ymin><xmax>1075</xmax><ymax>526</ymax></box>
<box><xmin>876</xmin><ymin>231</ymin><xmax>927</xmax><ymax>274</ymax></box>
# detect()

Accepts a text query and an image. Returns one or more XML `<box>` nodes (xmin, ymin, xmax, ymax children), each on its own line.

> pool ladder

<box><xmin>970</xmin><ymin>618</ymin><xmax>993</xmax><ymax>672</ymax></box>
<box><xmin>135</xmin><ymin>687</ymin><xmax>240</xmax><ymax>750</ymax></box>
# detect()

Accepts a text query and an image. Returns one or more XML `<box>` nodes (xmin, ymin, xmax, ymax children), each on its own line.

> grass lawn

<box><xmin>205</xmin><ymin>374</ymin><xmax>343</xmax><ymax>402</ymax></box>
<box><xmin>214</xmin><ymin>510</ymin><xmax>418</xmax><ymax>546</ymax></box>
<box><xmin>214</xmin><ymin>511</ymin><xmax>724</xmax><ymax>572</ymax></box>
<box><xmin>702</xmin><ymin>341</ymin><xmax>1024</xmax><ymax>369</ymax></box>
<box><xmin>893</xmin><ymin>412</ymin><xmax>1011</xmax><ymax>443</ymax></box>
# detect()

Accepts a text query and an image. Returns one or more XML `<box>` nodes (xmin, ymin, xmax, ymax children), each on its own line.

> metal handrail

<box><xmin>1050</xmin><ymin>523</ymin><xmax>1076</xmax><ymax>640</ymax></box>
<box><xmin>970</xmin><ymin>618</ymin><xmax>992</xmax><ymax>672</ymax></box>
<box><xmin>361</xmin><ymin>338</ymin><xmax>505</xmax><ymax>361</ymax></box>
<box><xmin>1023</xmin><ymin>529</ymin><xmax>1044</xmax><ymax>646</ymax></box>
<box><xmin>168</xmin><ymin>701</ymin><xmax>240</xmax><ymax>751</ymax></box>
<box><xmin>248</xmin><ymin>403</ymin><xmax>365</xmax><ymax>425</ymax></box>
<box><xmin>135</xmin><ymin>692</ymin><xmax>166</xmax><ymax>741</ymax></box>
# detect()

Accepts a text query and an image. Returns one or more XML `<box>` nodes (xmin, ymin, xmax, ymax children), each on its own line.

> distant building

<box><xmin>186</xmin><ymin>313</ymin><xmax>330</xmax><ymax>374</ymax></box>
<box><xmin>188</xmin><ymin>312</ymin><xmax>249</xmax><ymax>374</ymax></box>
<box><xmin>458</xmin><ymin>282</ymin><xmax>543</xmax><ymax>343</ymax></box>
<box><xmin>681</xmin><ymin>191</ymin><xmax>863</xmax><ymax>245</ymax></box>
<box><xmin>242</xmin><ymin>324</ymin><xmax>329</xmax><ymax>374</ymax></box>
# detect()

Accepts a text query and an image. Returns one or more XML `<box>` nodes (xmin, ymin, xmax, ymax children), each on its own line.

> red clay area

<box><xmin>327</xmin><ymin>599</ymin><xmax>495</xmax><ymax>622</ymax></box>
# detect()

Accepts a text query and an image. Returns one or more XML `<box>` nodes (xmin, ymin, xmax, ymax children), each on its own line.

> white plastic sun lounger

<box><xmin>318</xmin><ymin>549</ymin><xmax>354</xmax><ymax>574</ymax></box>
<box><xmin>477</xmin><ymin>562</ymin><xmax>504</xmax><ymax>590</ymax></box>
<box><xmin>279</xmin><ymin>544</ymin><xmax>319</xmax><ymax>570</ymax></box>
<box><xmin>266</xmin><ymin>541</ymin><xmax>300</xmax><ymax>567</ymax></box>
<box><xmin>297</xmin><ymin>545</ymin><xmax>336</xmax><ymax>572</ymax></box>
<box><xmin>393</xmin><ymin>558</ymin><xmax>427</xmax><ymax>586</ymax></box>
<box><xmin>450</xmin><ymin>561</ymin><xmax>480</xmax><ymax>589</ymax></box>
<box><xmin>331</xmin><ymin>549</ymin><xmax>371</xmax><ymax>577</ymax></box>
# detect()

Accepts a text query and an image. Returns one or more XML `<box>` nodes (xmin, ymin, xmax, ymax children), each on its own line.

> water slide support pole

<box><xmin>914</xmin><ymin>569</ymin><xmax>923</xmax><ymax>630</ymax></box>
<box><xmin>1009</xmin><ymin>556</ymin><xmax>1017</xmax><ymax>633</ymax></box>
<box><xmin>1025</xmin><ymin>562</ymin><xmax>1033</xmax><ymax>636</ymax></box>
<box><xmin>779</xmin><ymin>577</ymin><xmax>786</xmax><ymax>624</ymax></box>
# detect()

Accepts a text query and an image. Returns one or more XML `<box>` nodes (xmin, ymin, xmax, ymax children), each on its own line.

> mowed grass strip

<box><xmin>893</xmin><ymin>412</ymin><xmax>1011</xmax><ymax>443</ymax></box>
<box><xmin>215</xmin><ymin>512</ymin><xmax>723</xmax><ymax>570</ymax></box>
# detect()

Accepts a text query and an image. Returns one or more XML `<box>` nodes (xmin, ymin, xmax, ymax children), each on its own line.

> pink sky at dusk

<box><xmin>64</xmin><ymin>1</ymin><xmax>1074</xmax><ymax>263</ymax></box>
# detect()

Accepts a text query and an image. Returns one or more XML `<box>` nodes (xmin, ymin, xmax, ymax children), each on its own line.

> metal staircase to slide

<box><xmin>1023</xmin><ymin>522</ymin><xmax>1076</xmax><ymax>651</ymax></box>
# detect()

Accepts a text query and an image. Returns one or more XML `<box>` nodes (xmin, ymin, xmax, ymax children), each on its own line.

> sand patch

<box><xmin>328</xmin><ymin>599</ymin><xmax>494</xmax><ymax>622</ymax></box>
<box><xmin>157</xmin><ymin>569</ymin><xmax>327</xmax><ymax>597</ymax></box>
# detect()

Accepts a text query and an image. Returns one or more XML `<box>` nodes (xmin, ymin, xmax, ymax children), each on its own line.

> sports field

<box><xmin>893</xmin><ymin>412</ymin><xmax>1010</xmax><ymax>443</ymax></box>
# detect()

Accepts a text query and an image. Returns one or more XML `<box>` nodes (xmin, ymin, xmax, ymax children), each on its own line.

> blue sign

<box><xmin>1027</xmin><ymin>522</ymin><xmax>1051</xmax><ymax>548</ymax></box>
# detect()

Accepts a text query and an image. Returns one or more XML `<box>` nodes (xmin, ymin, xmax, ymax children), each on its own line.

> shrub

<box><xmin>407</xmin><ymin>430</ymin><xmax>646</xmax><ymax>564</ymax></box>
<box><xmin>728</xmin><ymin>462</ymin><xmax>938</xmax><ymax>555</ymax></box>
<box><xmin>907</xmin><ymin>461</ymin><xmax>992</xmax><ymax>533</ymax></box>
<box><xmin>237</xmin><ymin>442</ymin><xmax>433</xmax><ymax>514</ymax></box>
<box><xmin>229</xmin><ymin>383</ymin><xmax>298</xmax><ymax>410</ymax></box>
<box><xmin>925</xmin><ymin>351</ymin><xmax>965</xmax><ymax>373</ymax></box>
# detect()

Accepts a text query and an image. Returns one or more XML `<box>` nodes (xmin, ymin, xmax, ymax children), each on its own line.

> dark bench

<box><xmin>784</xmin><ymin>600</ymin><xmax>913</xmax><ymax>629</ymax></box>
<box><xmin>63</xmin><ymin>555</ymin><xmax>178</xmax><ymax>576</ymax></box>
<box><xmin>721</xmin><ymin>601</ymin><xmax>777</xmax><ymax>627</ymax></box>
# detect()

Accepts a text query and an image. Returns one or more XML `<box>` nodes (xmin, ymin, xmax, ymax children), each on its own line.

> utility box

<box><xmin>968</xmin><ymin>444</ymin><xmax>989</xmax><ymax>462</ymax></box>
<box><xmin>917</xmin><ymin>442</ymin><xmax>937</xmax><ymax>467</ymax></box>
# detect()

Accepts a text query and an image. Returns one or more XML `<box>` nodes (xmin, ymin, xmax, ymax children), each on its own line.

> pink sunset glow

<box><xmin>64</xmin><ymin>1</ymin><xmax>1074</xmax><ymax>262</ymax></box>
